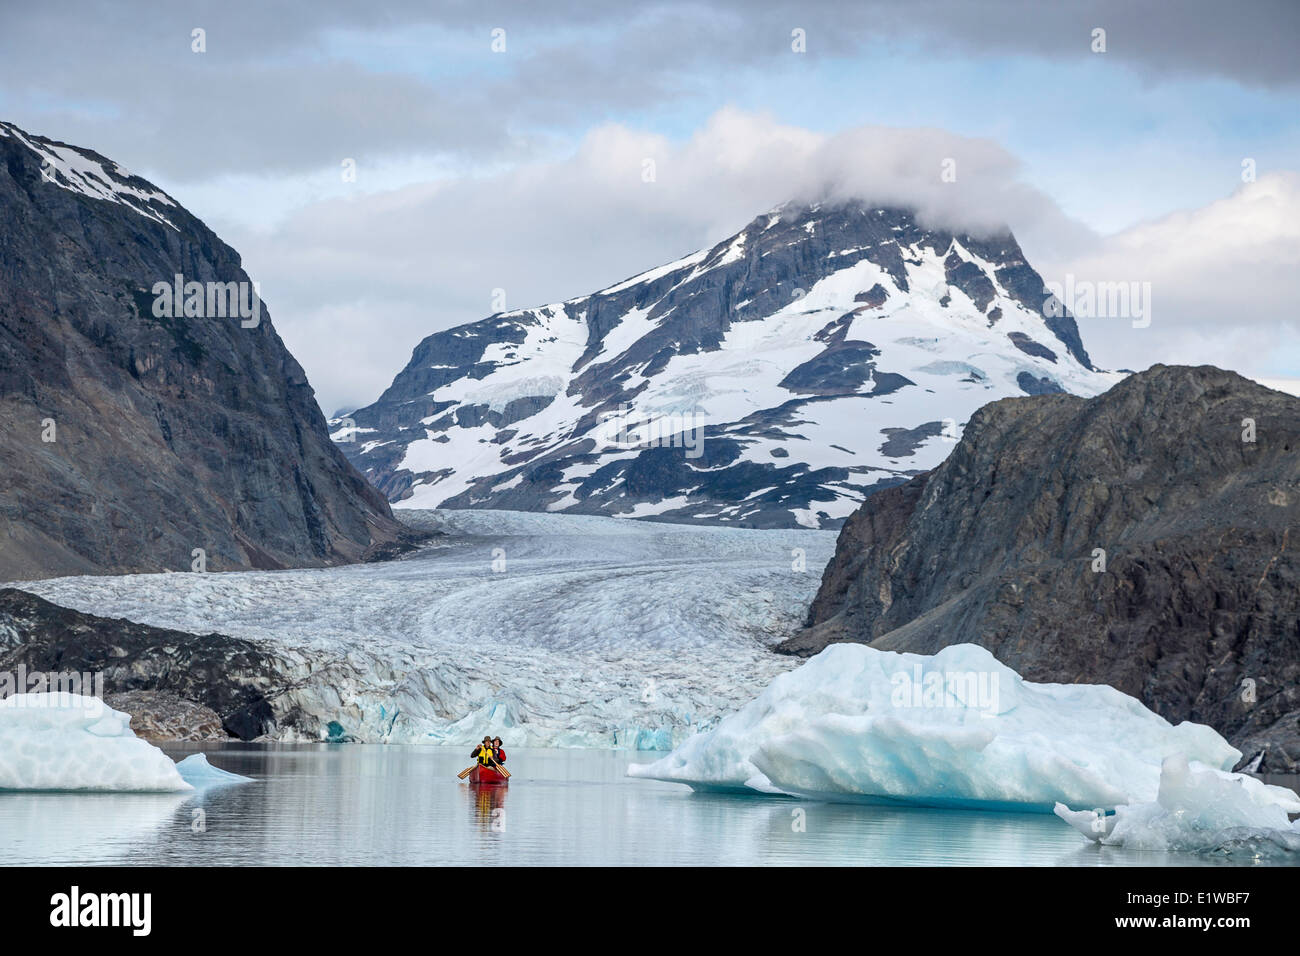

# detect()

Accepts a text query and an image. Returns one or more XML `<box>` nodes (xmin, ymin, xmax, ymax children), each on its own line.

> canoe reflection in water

<box><xmin>465</xmin><ymin>776</ymin><xmax>508</xmax><ymax>832</ymax></box>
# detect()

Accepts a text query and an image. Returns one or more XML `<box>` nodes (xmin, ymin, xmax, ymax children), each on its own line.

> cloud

<box><xmin>223</xmin><ymin>110</ymin><xmax>1297</xmax><ymax>414</ymax></box>
<box><xmin>844</xmin><ymin>0</ymin><xmax>1300</xmax><ymax>89</ymax></box>
<box><xmin>1</xmin><ymin>0</ymin><xmax>1295</xmax><ymax>184</ymax></box>
<box><xmin>3</xmin><ymin>0</ymin><xmax>1294</xmax><ymax>413</ymax></box>
<box><xmin>234</xmin><ymin>110</ymin><xmax>1093</xmax><ymax>410</ymax></box>
<box><xmin>1037</xmin><ymin>172</ymin><xmax>1300</xmax><ymax>379</ymax></box>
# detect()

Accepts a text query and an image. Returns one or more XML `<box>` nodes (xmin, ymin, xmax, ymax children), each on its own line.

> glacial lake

<box><xmin>2</xmin><ymin>743</ymin><xmax>1297</xmax><ymax>867</ymax></box>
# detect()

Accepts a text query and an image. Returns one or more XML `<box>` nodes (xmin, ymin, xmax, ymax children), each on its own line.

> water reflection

<box><xmin>465</xmin><ymin>780</ymin><xmax>508</xmax><ymax>833</ymax></box>
<box><xmin>0</xmin><ymin>792</ymin><xmax>190</xmax><ymax>865</ymax></box>
<box><xmin>0</xmin><ymin>744</ymin><xmax>1294</xmax><ymax>867</ymax></box>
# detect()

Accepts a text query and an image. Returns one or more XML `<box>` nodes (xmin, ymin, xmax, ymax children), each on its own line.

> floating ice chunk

<box><xmin>0</xmin><ymin>694</ymin><xmax>191</xmax><ymax>792</ymax></box>
<box><xmin>175</xmin><ymin>753</ymin><xmax>252</xmax><ymax>789</ymax></box>
<box><xmin>629</xmin><ymin>643</ymin><xmax>1240</xmax><ymax>811</ymax></box>
<box><xmin>1055</xmin><ymin>754</ymin><xmax>1300</xmax><ymax>853</ymax></box>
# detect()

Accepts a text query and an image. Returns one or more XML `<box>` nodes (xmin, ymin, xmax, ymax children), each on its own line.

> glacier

<box><xmin>16</xmin><ymin>509</ymin><xmax>838</xmax><ymax>749</ymax></box>
<box><xmin>628</xmin><ymin>643</ymin><xmax>1284</xmax><ymax>815</ymax></box>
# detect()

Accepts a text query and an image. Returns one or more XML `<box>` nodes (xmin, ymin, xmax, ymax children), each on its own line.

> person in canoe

<box><xmin>460</xmin><ymin>738</ymin><xmax>509</xmax><ymax>780</ymax></box>
<box><xmin>459</xmin><ymin>735</ymin><xmax>511</xmax><ymax>781</ymax></box>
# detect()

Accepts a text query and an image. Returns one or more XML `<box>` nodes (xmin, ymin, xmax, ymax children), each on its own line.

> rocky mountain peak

<box><xmin>0</xmin><ymin>120</ymin><xmax>413</xmax><ymax>579</ymax></box>
<box><xmin>786</xmin><ymin>364</ymin><xmax>1300</xmax><ymax>769</ymax></box>
<box><xmin>337</xmin><ymin>196</ymin><xmax>1111</xmax><ymax>528</ymax></box>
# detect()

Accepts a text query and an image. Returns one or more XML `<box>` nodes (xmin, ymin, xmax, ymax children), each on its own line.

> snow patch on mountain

<box><xmin>0</xmin><ymin>121</ymin><xmax>178</xmax><ymax>229</ymax></box>
<box><xmin>337</xmin><ymin>201</ymin><xmax>1113</xmax><ymax>528</ymax></box>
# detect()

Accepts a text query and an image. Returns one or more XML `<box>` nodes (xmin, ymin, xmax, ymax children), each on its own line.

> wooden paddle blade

<box><xmin>457</xmin><ymin>766</ymin><xmax>476</xmax><ymax>779</ymax></box>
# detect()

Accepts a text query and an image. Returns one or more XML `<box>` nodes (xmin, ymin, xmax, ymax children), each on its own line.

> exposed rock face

<box><xmin>0</xmin><ymin>586</ymin><xmax>290</xmax><ymax>740</ymax></box>
<box><xmin>103</xmin><ymin>690</ymin><xmax>225</xmax><ymax>742</ymax></box>
<box><xmin>338</xmin><ymin>200</ymin><xmax>1110</xmax><ymax>529</ymax></box>
<box><xmin>785</xmin><ymin>366</ymin><xmax>1300</xmax><ymax>770</ymax></box>
<box><xmin>0</xmin><ymin>121</ymin><xmax>412</xmax><ymax>580</ymax></box>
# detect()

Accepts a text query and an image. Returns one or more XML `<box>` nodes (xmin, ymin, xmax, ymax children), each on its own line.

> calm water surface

<box><xmin>2</xmin><ymin>744</ymin><xmax>1295</xmax><ymax>866</ymax></box>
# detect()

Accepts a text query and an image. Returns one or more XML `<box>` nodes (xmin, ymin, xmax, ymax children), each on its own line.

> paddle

<box><xmin>487</xmin><ymin>756</ymin><xmax>511</xmax><ymax>779</ymax></box>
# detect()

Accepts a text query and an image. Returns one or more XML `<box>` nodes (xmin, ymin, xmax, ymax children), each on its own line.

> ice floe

<box><xmin>0</xmin><ymin>694</ymin><xmax>191</xmax><ymax>792</ymax></box>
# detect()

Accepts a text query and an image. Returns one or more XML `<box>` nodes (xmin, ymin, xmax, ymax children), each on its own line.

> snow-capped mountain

<box><xmin>337</xmin><ymin>201</ymin><xmax>1114</xmax><ymax>529</ymax></box>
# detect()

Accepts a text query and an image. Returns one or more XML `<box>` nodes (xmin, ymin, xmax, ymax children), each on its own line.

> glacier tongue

<box><xmin>19</xmin><ymin>510</ymin><xmax>838</xmax><ymax>749</ymax></box>
<box><xmin>629</xmin><ymin>643</ymin><xmax>1246</xmax><ymax>812</ymax></box>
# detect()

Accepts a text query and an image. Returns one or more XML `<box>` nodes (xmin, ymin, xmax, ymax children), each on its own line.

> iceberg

<box><xmin>0</xmin><ymin>694</ymin><xmax>248</xmax><ymax>793</ymax></box>
<box><xmin>1055</xmin><ymin>754</ymin><xmax>1300</xmax><ymax>854</ymax></box>
<box><xmin>629</xmin><ymin>643</ymin><xmax>1244</xmax><ymax>812</ymax></box>
<box><xmin>175</xmin><ymin>753</ymin><xmax>252</xmax><ymax>790</ymax></box>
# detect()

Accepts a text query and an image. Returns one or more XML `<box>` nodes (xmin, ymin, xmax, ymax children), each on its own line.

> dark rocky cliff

<box><xmin>0</xmin><ymin>587</ymin><xmax>288</xmax><ymax>739</ymax></box>
<box><xmin>784</xmin><ymin>365</ymin><xmax>1300</xmax><ymax>769</ymax></box>
<box><xmin>0</xmin><ymin>121</ymin><xmax>412</xmax><ymax>579</ymax></box>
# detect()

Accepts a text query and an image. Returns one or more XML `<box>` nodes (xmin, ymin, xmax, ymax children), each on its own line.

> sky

<box><xmin>1</xmin><ymin>0</ymin><xmax>1297</xmax><ymax>413</ymax></box>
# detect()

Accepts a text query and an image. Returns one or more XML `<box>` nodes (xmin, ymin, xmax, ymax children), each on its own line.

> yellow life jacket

<box><xmin>477</xmin><ymin>746</ymin><xmax>492</xmax><ymax>766</ymax></box>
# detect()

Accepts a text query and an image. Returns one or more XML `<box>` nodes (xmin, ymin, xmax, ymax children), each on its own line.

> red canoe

<box><xmin>468</xmin><ymin>764</ymin><xmax>508</xmax><ymax>786</ymax></box>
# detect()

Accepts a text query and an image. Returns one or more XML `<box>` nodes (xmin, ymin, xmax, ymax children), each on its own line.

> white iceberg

<box><xmin>0</xmin><ymin>694</ymin><xmax>248</xmax><ymax>792</ymax></box>
<box><xmin>1055</xmin><ymin>754</ymin><xmax>1300</xmax><ymax>853</ymax></box>
<box><xmin>175</xmin><ymin>753</ymin><xmax>252</xmax><ymax>789</ymax></box>
<box><xmin>629</xmin><ymin>643</ymin><xmax>1244</xmax><ymax>812</ymax></box>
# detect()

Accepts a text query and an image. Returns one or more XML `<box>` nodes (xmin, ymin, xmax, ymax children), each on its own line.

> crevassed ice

<box><xmin>629</xmin><ymin>643</ymin><xmax>1246</xmax><ymax>812</ymax></box>
<box><xmin>0</xmin><ymin>694</ymin><xmax>192</xmax><ymax>792</ymax></box>
<box><xmin>18</xmin><ymin>510</ymin><xmax>839</xmax><ymax>749</ymax></box>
